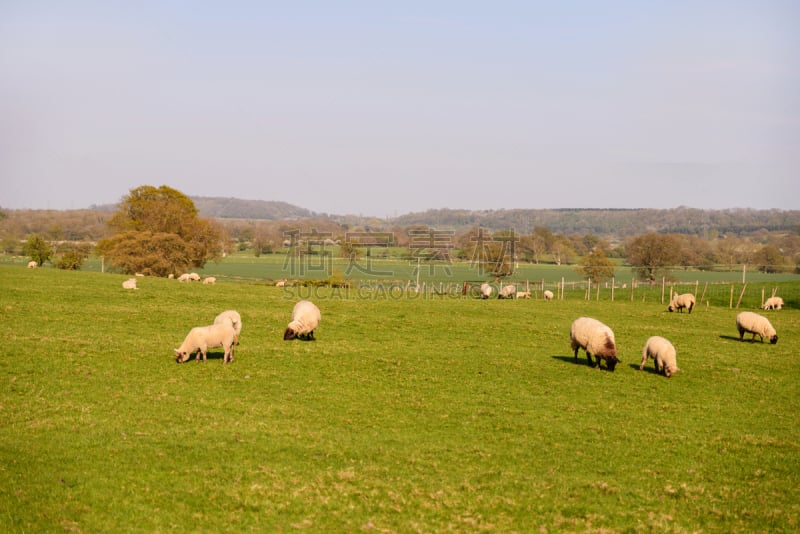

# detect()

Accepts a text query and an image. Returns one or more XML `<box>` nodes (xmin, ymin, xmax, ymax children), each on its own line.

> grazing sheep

<box><xmin>214</xmin><ymin>310</ymin><xmax>242</xmax><ymax>345</ymax></box>
<box><xmin>516</xmin><ymin>291</ymin><xmax>531</xmax><ymax>299</ymax></box>
<box><xmin>480</xmin><ymin>283</ymin><xmax>493</xmax><ymax>299</ymax></box>
<box><xmin>543</xmin><ymin>290</ymin><xmax>554</xmax><ymax>301</ymax></box>
<box><xmin>135</xmin><ymin>272</ymin><xmax>145</xmax><ymax>277</ymax></box>
<box><xmin>27</xmin><ymin>261</ymin><xmax>38</xmax><ymax>269</ymax></box>
<box><xmin>569</xmin><ymin>317</ymin><xmax>619</xmax><ymax>371</ymax></box>
<box><xmin>640</xmin><ymin>336</ymin><xmax>679</xmax><ymax>377</ymax></box>
<box><xmin>762</xmin><ymin>296</ymin><xmax>784</xmax><ymax>310</ymax></box>
<box><xmin>175</xmin><ymin>323</ymin><xmax>236</xmax><ymax>364</ymax></box>
<box><xmin>284</xmin><ymin>300</ymin><xmax>321</xmax><ymax>341</ymax></box>
<box><xmin>168</xmin><ymin>274</ymin><xmax>175</xmax><ymax>279</ymax></box>
<box><xmin>668</xmin><ymin>293</ymin><xmax>695</xmax><ymax>313</ymax></box>
<box><xmin>276</xmin><ymin>279</ymin><xmax>286</xmax><ymax>287</ymax></box>
<box><xmin>498</xmin><ymin>284</ymin><xmax>516</xmax><ymax>299</ymax></box>
<box><xmin>202</xmin><ymin>276</ymin><xmax>216</xmax><ymax>285</ymax></box>
<box><xmin>122</xmin><ymin>278</ymin><xmax>138</xmax><ymax>290</ymax></box>
<box><xmin>177</xmin><ymin>273</ymin><xmax>192</xmax><ymax>282</ymax></box>
<box><xmin>736</xmin><ymin>312</ymin><xmax>778</xmax><ymax>344</ymax></box>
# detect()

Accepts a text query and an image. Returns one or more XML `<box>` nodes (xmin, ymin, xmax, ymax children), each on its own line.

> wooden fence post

<box><xmin>611</xmin><ymin>277</ymin><xmax>615</xmax><ymax>302</ymax></box>
<box><xmin>736</xmin><ymin>284</ymin><xmax>747</xmax><ymax>309</ymax></box>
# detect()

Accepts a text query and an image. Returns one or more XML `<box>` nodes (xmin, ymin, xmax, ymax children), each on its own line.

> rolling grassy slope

<box><xmin>0</xmin><ymin>265</ymin><xmax>798</xmax><ymax>532</ymax></box>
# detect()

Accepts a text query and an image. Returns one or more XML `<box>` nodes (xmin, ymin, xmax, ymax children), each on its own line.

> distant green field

<box><xmin>1</xmin><ymin>265</ymin><xmax>798</xmax><ymax>532</ymax></box>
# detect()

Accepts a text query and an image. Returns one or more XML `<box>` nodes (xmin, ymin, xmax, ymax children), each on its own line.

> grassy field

<box><xmin>1</xmin><ymin>265</ymin><xmax>798</xmax><ymax>532</ymax></box>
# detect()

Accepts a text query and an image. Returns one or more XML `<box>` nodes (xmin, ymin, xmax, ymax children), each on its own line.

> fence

<box><xmin>338</xmin><ymin>277</ymin><xmax>799</xmax><ymax>310</ymax></box>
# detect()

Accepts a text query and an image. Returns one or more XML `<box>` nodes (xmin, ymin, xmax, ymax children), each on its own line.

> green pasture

<box><xmin>1</xmin><ymin>265</ymin><xmax>799</xmax><ymax>532</ymax></box>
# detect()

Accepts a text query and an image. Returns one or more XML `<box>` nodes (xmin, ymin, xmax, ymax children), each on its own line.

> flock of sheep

<box><xmin>569</xmin><ymin>292</ymin><xmax>780</xmax><ymax>378</ymax></box>
<box><xmin>173</xmin><ymin>300</ymin><xmax>322</xmax><ymax>364</ymax></box>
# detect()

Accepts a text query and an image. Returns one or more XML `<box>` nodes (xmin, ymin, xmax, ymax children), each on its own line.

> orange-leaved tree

<box><xmin>96</xmin><ymin>185</ymin><xmax>223</xmax><ymax>276</ymax></box>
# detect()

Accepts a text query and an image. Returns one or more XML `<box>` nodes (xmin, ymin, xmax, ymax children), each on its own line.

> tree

<box><xmin>626</xmin><ymin>233</ymin><xmax>682</xmax><ymax>283</ymax></box>
<box><xmin>576</xmin><ymin>249</ymin><xmax>616</xmax><ymax>284</ymax></box>
<box><xmin>96</xmin><ymin>185</ymin><xmax>223</xmax><ymax>276</ymax></box>
<box><xmin>753</xmin><ymin>245</ymin><xmax>785</xmax><ymax>273</ymax></box>
<box><xmin>23</xmin><ymin>235</ymin><xmax>52</xmax><ymax>266</ymax></box>
<box><xmin>55</xmin><ymin>243</ymin><xmax>91</xmax><ymax>270</ymax></box>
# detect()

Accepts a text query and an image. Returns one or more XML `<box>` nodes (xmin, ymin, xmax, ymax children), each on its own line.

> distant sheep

<box><xmin>276</xmin><ymin>279</ymin><xmax>286</xmax><ymax>287</ymax></box>
<box><xmin>762</xmin><ymin>296</ymin><xmax>784</xmax><ymax>310</ymax></box>
<box><xmin>175</xmin><ymin>323</ymin><xmax>236</xmax><ymax>364</ymax></box>
<box><xmin>135</xmin><ymin>273</ymin><xmax>145</xmax><ymax>277</ymax></box>
<box><xmin>480</xmin><ymin>283</ymin><xmax>493</xmax><ymax>299</ymax></box>
<box><xmin>668</xmin><ymin>293</ymin><xmax>695</xmax><ymax>313</ymax></box>
<box><xmin>214</xmin><ymin>310</ymin><xmax>242</xmax><ymax>345</ymax></box>
<box><xmin>543</xmin><ymin>290</ymin><xmax>554</xmax><ymax>301</ymax></box>
<box><xmin>168</xmin><ymin>274</ymin><xmax>174</xmax><ymax>279</ymax></box>
<box><xmin>498</xmin><ymin>284</ymin><xmax>516</xmax><ymax>299</ymax></box>
<box><xmin>516</xmin><ymin>291</ymin><xmax>531</xmax><ymax>299</ymax></box>
<box><xmin>736</xmin><ymin>312</ymin><xmax>778</xmax><ymax>344</ymax></box>
<box><xmin>27</xmin><ymin>261</ymin><xmax>38</xmax><ymax>269</ymax></box>
<box><xmin>202</xmin><ymin>276</ymin><xmax>216</xmax><ymax>285</ymax></box>
<box><xmin>569</xmin><ymin>317</ymin><xmax>619</xmax><ymax>371</ymax></box>
<box><xmin>284</xmin><ymin>300</ymin><xmax>321</xmax><ymax>341</ymax></box>
<box><xmin>122</xmin><ymin>278</ymin><xmax>138</xmax><ymax>290</ymax></box>
<box><xmin>178</xmin><ymin>273</ymin><xmax>201</xmax><ymax>282</ymax></box>
<box><xmin>640</xmin><ymin>336</ymin><xmax>679</xmax><ymax>377</ymax></box>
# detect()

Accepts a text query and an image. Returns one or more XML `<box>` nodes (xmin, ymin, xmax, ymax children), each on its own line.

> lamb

<box><xmin>498</xmin><ymin>284</ymin><xmax>516</xmax><ymax>299</ymax></box>
<box><xmin>202</xmin><ymin>276</ymin><xmax>216</xmax><ymax>285</ymax></box>
<box><xmin>122</xmin><ymin>278</ymin><xmax>138</xmax><ymax>290</ymax></box>
<box><xmin>516</xmin><ymin>291</ymin><xmax>531</xmax><ymax>299</ymax></box>
<box><xmin>175</xmin><ymin>323</ymin><xmax>236</xmax><ymax>364</ymax></box>
<box><xmin>213</xmin><ymin>309</ymin><xmax>242</xmax><ymax>345</ymax></box>
<box><xmin>668</xmin><ymin>293</ymin><xmax>695</xmax><ymax>313</ymax></box>
<box><xmin>569</xmin><ymin>317</ymin><xmax>619</xmax><ymax>371</ymax></box>
<box><xmin>27</xmin><ymin>261</ymin><xmax>37</xmax><ymax>269</ymax></box>
<box><xmin>736</xmin><ymin>312</ymin><xmax>778</xmax><ymax>344</ymax></box>
<box><xmin>284</xmin><ymin>300</ymin><xmax>321</xmax><ymax>341</ymax></box>
<box><xmin>480</xmin><ymin>283</ymin><xmax>493</xmax><ymax>299</ymax></box>
<box><xmin>762</xmin><ymin>296</ymin><xmax>784</xmax><ymax>310</ymax></box>
<box><xmin>543</xmin><ymin>290</ymin><xmax>554</xmax><ymax>301</ymax></box>
<box><xmin>640</xmin><ymin>336</ymin><xmax>679</xmax><ymax>377</ymax></box>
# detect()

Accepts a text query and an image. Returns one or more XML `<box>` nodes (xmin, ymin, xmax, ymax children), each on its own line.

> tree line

<box><xmin>3</xmin><ymin>185</ymin><xmax>799</xmax><ymax>278</ymax></box>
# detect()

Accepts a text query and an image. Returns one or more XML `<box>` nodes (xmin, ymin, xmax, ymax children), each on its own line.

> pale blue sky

<box><xmin>1</xmin><ymin>1</ymin><xmax>798</xmax><ymax>216</ymax></box>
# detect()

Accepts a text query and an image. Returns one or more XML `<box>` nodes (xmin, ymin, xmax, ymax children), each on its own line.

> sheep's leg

<box><xmin>308</xmin><ymin>330</ymin><xmax>315</xmax><ymax>341</ymax></box>
<box><xmin>592</xmin><ymin>354</ymin><xmax>601</xmax><ymax>369</ymax></box>
<box><xmin>587</xmin><ymin>352</ymin><xmax>594</xmax><ymax>366</ymax></box>
<box><xmin>573</xmin><ymin>347</ymin><xmax>579</xmax><ymax>362</ymax></box>
<box><xmin>639</xmin><ymin>355</ymin><xmax>647</xmax><ymax>371</ymax></box>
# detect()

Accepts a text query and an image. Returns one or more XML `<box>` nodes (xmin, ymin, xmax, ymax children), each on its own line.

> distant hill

<box><xmin>387</xmin><ymin>207</ymin><xmax>800</xmax><ymax>236</ymax></box>
<box><xmin>189</xmin><ymin>197</ymin><xmax>314</xmax><ymax>220</ymax></box>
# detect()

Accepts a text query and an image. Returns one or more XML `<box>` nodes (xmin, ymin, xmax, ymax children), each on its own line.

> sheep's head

<box><xmin>605</xmin><ymin>355</ymin><xmax>620</xmax><ymax>372</ymax></box>
<box><xmin>175</xmin><ymin>349</ymin><xmax>190</xmax><ymax>363</ymax></box>
<box><xmin>667</xmin><ymin>304</ymin><xmax>675</xmax><ymax>312</ymax></box>
<box><xmin>283</xmin><ymin>328</ymin><xmax>297</xmax><ymax>341</ymax></box>
<box><xmin>770</xmin><ymin>335</ymin><xmax>778</xmax><ymax>344</ymax></box>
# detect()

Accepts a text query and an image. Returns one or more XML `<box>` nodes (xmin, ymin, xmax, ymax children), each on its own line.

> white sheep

<box><xmin>214</xmin><ymin>310</ymin><xmax>242</xmax><ymax>345</ymax></box>
<box><xmin>122</xmin><ymin>278</ymin><xmax>138</xmax><ymax>290</ymax></box>
<box><xmin>284</xmin><ymin>300</ymin><xmax>321</xmax><ymax>341</ymax></box>
<box><xmin>177</xmin><ymin>273</ymin><xmax>192</xmax><ymax>282</ymax></box>
<box><xmin>543</xmin><ymin>290</ymin><xmax>554</xmax><ymax>301</ymax></box>
<box><xmin>202</xmin><ymin>276</ymin><xmax>216</xmax><ymax>285</ymax></box>
<box><xmin>762</xmin><ymin>296</ymin><xmax>784</xmax><ymax>310</ymax></box>
<box><xmin>516</xmin><ymin>291</ymin><xmax>531</xmax><ymax>299</ymax></box>
<box><xmin>189</xmin><ymin>272</ymin><xmax>200</xmax><ymax>281</ymax></box>
<box><xmin>640</xmin><ymin>336</ymin><xmax>679</xmax><ymax>377</ymax></box>
<box><xmin>135</xmin><ymin>272</ymin><xmax>145</xmax><ymax>277</ymax></box>
<box><xmin>168</xmin><ymin>274</ymin><xmax>175</xmax><ymax>279</ymax></box>
<box><xmin>480</xmin><ymin>283</ymin><xmax>493</xmax><ymax>299</ymax></box>
<box><xmin>668</xmin><ymin>293</ymin><xmax>695</xmax><ymax>313</ymax></box>
<box><xmin>736</xmin><ymin>312</ymin><xmax>778</xmax><ymax>344</ymax></box>
<box><xmin>569</xmin><ymin>317</ymin><xmax>619</xmax><ymax>371</ymax></box>
<box><xmin>27</xmin><ymin>261</ymin><xmax>37</xmax><ymax>269</ymax></box>
<box><xmin>175</xmin><ymin>323</ymin><xmax>236</xmax><ymax>364</ymax></box>
<box><xmin>275</xmin><ymin>279</ymin><xmax>286</xmax><ymax>287</ymax></box>
<box><xmin>498</xmin><ymin>284</ymin><xmax>516</xmax><ymax>299</ymax></box>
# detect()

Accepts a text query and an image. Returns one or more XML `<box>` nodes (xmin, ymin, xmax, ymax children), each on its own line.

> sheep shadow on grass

<box><xmin>550</xmin><ymin>355</ymin><xmax>617</xmax><ymax>372</ymax></box>
<box><xmin>628</xmin><ymin>363</ymin><xmax>661</xmax><ymax>375</ymax></box>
